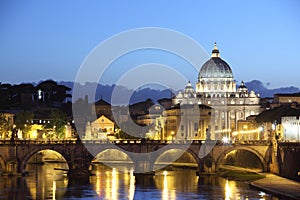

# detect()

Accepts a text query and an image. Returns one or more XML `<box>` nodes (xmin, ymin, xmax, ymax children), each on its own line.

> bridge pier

<box><xmin>68</xmin><ymin>166</ymin><xmax>91</xmax><ymax>177</ymax></box>
<box><xmin>133</xmin><ymin>160</ymin><xmax>155</xmax><ymax>176</ymax></box>
<box><xmin>196</xmin><ymin>155</ymin><xmax>216</xmax><ymax>176</ymax></box>
<box><xmin>67</xmin><ymin>143</ymin><xmax>94</xmax><ymax>177</ymax></box>
<box><xmin>2</xmin><ymin>143</ymin><xmax>23</xmax><ymax>176</ymax></box>
<box><xmin>132</xmin><ymin>154</ymin><xmax>155</xmax><ymax>177</ymax></box>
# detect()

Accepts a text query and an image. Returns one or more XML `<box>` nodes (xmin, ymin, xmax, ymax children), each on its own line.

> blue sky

<box><xmin>0</xmin><ymin>0</ymin><xmax>299</xmax><ymax>89</ymax></box>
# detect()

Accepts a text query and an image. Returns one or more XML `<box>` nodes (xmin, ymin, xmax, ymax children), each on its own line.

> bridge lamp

<box><xmin>222</xmin><ymin>136</ymin><xmax>229</xmax><ymax>144</ymax></box>
<box><xmin>171</xmin><ymin>131</ymin><xmax>175</xmax><ymax>141</ymax></box>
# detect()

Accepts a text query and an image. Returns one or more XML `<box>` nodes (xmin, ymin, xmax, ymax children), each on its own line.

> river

<box><xmin>0</xmin><ymin>163</ymin><xmax>279</xmax><ymax>200</ymax></box>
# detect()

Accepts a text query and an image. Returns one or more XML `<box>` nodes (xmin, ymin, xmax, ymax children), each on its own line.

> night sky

<box><xmin>0</xmin><ymin>0</ymin><xmax>299</xmax><ymax>89</ymax></box>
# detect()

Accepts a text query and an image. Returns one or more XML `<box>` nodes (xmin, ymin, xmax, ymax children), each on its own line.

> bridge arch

<box><xmin>215</xmin><ymin>146</ymin><xmax>268</xmax><ymax>172</ymax></box>
<box><xmin>89</xmin><ymin>146</ymin><xmax>135</xmax><ymax>169</ymax></box>
<box><xmin>18</xmin><ymin>147</ymin><xmax>71</xmax><ymax>175</ymax></box>
<box><xmin>152</xmin><ymin>147</ymin><xmax>203</xmax><ymax>172</ymax></box>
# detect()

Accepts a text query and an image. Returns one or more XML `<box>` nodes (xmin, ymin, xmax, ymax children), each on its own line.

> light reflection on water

<box><xmin>0</xmin><ymin>163</ymin><xmax>279</xmax><ymax>200</ymax></box>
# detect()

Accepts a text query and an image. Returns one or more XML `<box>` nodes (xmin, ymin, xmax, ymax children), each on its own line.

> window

<box><xmin>181</xmin><ymin>125</ymin><xmax>184</xmax><ymax>131</ymax></box>
<box><xmin>194</xmin><ymin>123</ymin><xmax>198</xmax><ymax>131</ymax></box>
<box><xmin>230</xmin><ymin>111</ymin><xmax>235</xmax><ymax>119</ymax></box>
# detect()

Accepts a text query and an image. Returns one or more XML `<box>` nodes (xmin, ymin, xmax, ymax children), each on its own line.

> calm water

<box><xmin>0</xmin><ymin>163</ymin><xmax>279</xmax><ymax>200</ymax></box>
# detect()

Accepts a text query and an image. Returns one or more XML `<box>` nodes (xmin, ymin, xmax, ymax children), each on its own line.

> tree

<box><xmin>0</xmin><ymin>83</ymin><xmax>12</xmax><ymax>109</ymax></box>
<box><xmin>0</xmin><ymin>114</ymin><xmax>10</xmax><ymax>138</ymax></box>
<box><xmin>45</xmin><ymin>110</ymin><xmax>68</xmax><ymax>139</ymax></box>
<box><xmin>36</xmin><ymin>80</ymin><xmax>71</xmax><ymax>106</ymax></box>
<box><xmin>256</xmin><ymin>105</ymin><xmax>300</xmax><ymax>124</ymax></box>
<box><xmin>15</xmin><ymin>111</ymin><xmax>34</xmax><ymax>138</ymax></box>
<box><xmin>115</xmin><ymin>120</ymin><xmax>149</xmax><ymax>139</ymax></box>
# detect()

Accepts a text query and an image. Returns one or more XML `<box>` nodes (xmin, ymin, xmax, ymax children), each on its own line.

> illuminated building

<box><xmin>157</xmin><ymin>104</ymin><xmax>211</xmax><ymax>140</ymax></box>
<box><xmin>173</xmin><ymin>43</ymin><xmax>261</xmax><ymax>139</ymax></box>
<box><xmin>272</xmin><ymin>93</ymin><xmax>300</xmax><ymax>108</ymax></box>
<box><xmin>0</xmin><ymin>111</ymin><xmax>14</xmax><ymax>139</ymax></box>
<box><xmin>281</xmin><ymin>116</ymin><xmax>300</xmax><ymax>142</ymax></box>
<box><xmin>94</xmin><ymin>97</ymin><xmax>113</xmax><ymax>119</ymax></box>
<box><xmin>85</xmin><ymin>115</ymin><xmax>115</xmax><ymax>140</ymax></box>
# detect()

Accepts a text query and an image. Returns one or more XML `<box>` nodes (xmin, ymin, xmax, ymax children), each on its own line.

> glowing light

<box><xmin>128</xmin><ymin>169</ymin><xmax>135</xmax><ymax>200</ymax></box>
<box><xmin>162</xmin><ymin>171</ymin><xmax>168</xmax><ymax>200</ymax></box>
<box><xmin>215</xmin><ymin>129</ymin><xmax>231</xmax><ymax>133</ymax></box>
<box><xmin>163</xmin><ymin>170</ymin><xmax>168</xmax><ymax>176</ymax></box>
<box><xmin>111</xmin><ymin>168</ymin><xmax>117</xmax><ymax>200</ymax></box>
<box><xmin>32</xmin><ymin>130</ymin><xmax>37</xmax><ymax>138</ymax></box>
<box><xmin>259</xmin><ymin>191</ymin><xmax>265</xmax><ymax>197</ymax></box>
<box><xmin>222</xmin><ymin>137</ymin><xmax>229</xmax><ymax>144</ymax></box>
<box><xmin>95</xmin><ymin>173</ymin><xmax>102</xmax><ymax>196</ymax></box>
<box><xmin>232</xmin><ymin>128</ymin><xmax>262</xmax><ymax>136</ymax></box>
<box><xmin>225</xmin><ymin>180</ymin><xmax>232</xmax><ymax>200</ymax></box>
<box><xmin>52</xmin><ymin>181</ymin><xmax>56</xmax><ymax>200</ymax></box>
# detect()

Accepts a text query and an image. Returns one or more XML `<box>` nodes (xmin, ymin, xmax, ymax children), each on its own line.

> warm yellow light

<box><xmin>32</xmin><ymin>130</ymin><xmax>37</xmax><ymax>138</ymax></box>
<box><xmin>163</xmin><ymin>170</ymin><xmax>168</xmax><ymax>176</ymax></box>
<box><xmin>163</xmin><ymin>170</ymin><xmax>168</xmax><ymax>200</ymax></box>
<box><xmin>215</xmin><ymin>129</ymin><xmax>231</xmax><ymax>133</ymax></box>
<box><xmin>232</xmin><ymin>128</ymin><xmax>261</xmax><ymax>136</ymax></box>
<box><xmin>111</xmin><ymin>168</ymin><xmax>117</xmax><ymax>200</ymax></box>
<box><xmin>225</xmin><ymin>180</ymin><xmax>232</xmax><ymax>200</ymax></box>
<box><xmin>128</xmin><ymin>169</ymin><xmax>135</xmax><ymax>200</ymax></box>
<box><xmin>52</xmin><ymin>181</ymin><xmax>56</xmax><ymax>200</ymax></box>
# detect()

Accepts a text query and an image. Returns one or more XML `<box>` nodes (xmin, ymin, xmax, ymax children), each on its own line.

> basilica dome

<box><xmin>198</xmin><ymin>43</ymin><xmax>233</xmax><ymax>80</ymax></box>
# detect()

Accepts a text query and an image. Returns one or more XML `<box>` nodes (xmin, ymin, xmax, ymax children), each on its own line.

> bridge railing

<box><xmin>278</xmin><ymin>142</ymin><xmax>300</xmax><ymax>147</ymax></box>
<box><xmin>0</xmin><ymin>139</ymin><xmax>272</xmax><ymax>146</ymax></box>
<box><xmin>0</xmin><ymin>139</ymin><xmax>77</xmax><ymax>145</ymax></box>
<box><xmin>232</xmin><ymin>140</ymin><xmax>271</xmax><ymax>145</ymax></box>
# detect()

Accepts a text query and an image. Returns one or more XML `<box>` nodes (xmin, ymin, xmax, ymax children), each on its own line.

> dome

<box><xmin>184</xmin><ymin>81</ymin><xmax>195</xmax><ymax>93</ymax></box>
<box><xmin>238</xmin><ymin>81</ymin><xmax>248</xmax><ymax>90</ymax></box>
<box><xmin>198</xmin><ymin>43</ymin><xmax>233</xmax><ymax>80</ymax></box>
<box><xmin>237</xmin><ymin>81</ymin><xmax>248</xmax><ymax>95</ymax></box>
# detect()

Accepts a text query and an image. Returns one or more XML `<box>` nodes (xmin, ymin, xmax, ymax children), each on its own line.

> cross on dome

<box><xmin>212</xmin><ymin>42</ymin><xmax>220</xmax><ymax>57</ymax></box>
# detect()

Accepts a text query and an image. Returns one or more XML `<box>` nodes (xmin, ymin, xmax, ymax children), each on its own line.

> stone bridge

<box><xmin>0</xmin><ymin>139</ymin><xmax>275</xmax><ymax>176</ymax></box>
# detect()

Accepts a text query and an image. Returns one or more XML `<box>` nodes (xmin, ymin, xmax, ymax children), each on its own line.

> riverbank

<box><xmin>250</xmin><ymin>174</ymin><xmax>300</xmax><ymax>200</ymax></box>
<box><xmin>219</xmin><ymin>165</ymin><xmax>300</xmax><ymax>199</ymax></box>
<box><xmin>218</xmin><ymin>165</ymin><xmax>265</xmax><ymax>181</ymax></box>
<box><xmin>218</xmin><ymin>168</ymin><xmax>266</xmax><ymax>181</ymax></box>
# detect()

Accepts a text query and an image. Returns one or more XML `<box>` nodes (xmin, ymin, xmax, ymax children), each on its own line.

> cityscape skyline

<box><xmin>0</xmin><ymin>1</ymin><xmax>300</xmax><ymax>89</ymax></box>
<box><xmin>1</xmin><ymin>2</ymin><xmax>300</xmax><ymax>196</ymax></box>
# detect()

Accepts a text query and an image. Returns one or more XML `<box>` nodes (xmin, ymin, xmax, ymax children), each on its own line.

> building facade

<box><xmin>281</xmin><ymin>116</ymin><xmax>300</xmax><ymax>142</ymax></box>
<box><xmin>173</xmin><ymin>43</ymin><xmax>261</xmax><ymax>140</ymax></box>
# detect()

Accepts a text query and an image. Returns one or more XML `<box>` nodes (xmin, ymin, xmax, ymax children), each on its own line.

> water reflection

<box><xmin>0</xmin><ymin>163</ymin><xmax>279</xmax><ymax>200</ymax></box>
<box><xmin>162</xmin><ymin>170</ymin><xmax>176</xmax><ymax>200</ymax></box>
<box><xmin>26</xmin><ymin>163</ymin><xmax>69</xmax><ymax>199</ymax></box>
<box><xmin>90</xmin><ymin>165</ymin><xmax>136</xmax><ymax>199</ymax></box>
<box><xmin>0</xmin><ymin>176</ymin><xmax>31</xmax><ymax>199</ymax></box>
<box><xmin>225</xmin><ymin>180</ymin><xmax>233</xmax><ymax>200</ymax></box>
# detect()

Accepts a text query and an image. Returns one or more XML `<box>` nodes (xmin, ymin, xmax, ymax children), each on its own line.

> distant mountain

<box><xmin>57</xmin><ymin>80</ymin><xmax>300</xmax><ymax>104</ymax></box>
<box><xmin>244</xmin><ymin>80</ymin><xmax>300</xmax><ymax>98</ymax></box>
<box><xmin>59</xmin><ymin>81</ymin><xmax>174</xmax><ymax>105</ymax></box>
